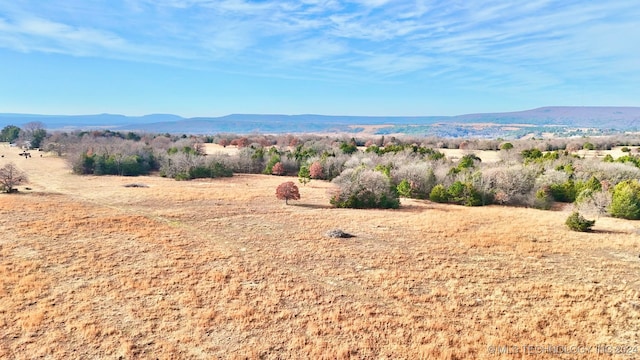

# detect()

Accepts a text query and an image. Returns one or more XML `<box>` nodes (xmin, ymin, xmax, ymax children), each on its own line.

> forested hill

<box><xmin>1</xmin><ymin>106</ymin><xmax>639</xmax><ymax>135</ymax></box>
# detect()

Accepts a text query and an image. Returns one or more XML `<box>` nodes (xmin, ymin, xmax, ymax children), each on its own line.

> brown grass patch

<box><xmin>1</xmin><ymin>147</ymin><xmax>639</xmax><ymax>358</ymax></box>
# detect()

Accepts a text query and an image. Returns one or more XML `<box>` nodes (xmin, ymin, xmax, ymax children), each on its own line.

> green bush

<box><xmin>174</xmin><ymin>172</ymin><xmax>191</xmax><ymax>181</ymax></box>
<box><xmin>534</xmin><ymin>187</ymin><xmax>553</xmax><ymax>210</ymax></box>
<box><xmin>449</xmin><ymin>154</ymin><xmax>480</xmax><ymax>174</ymax></box>
<box><xmin>565</xmin><ymin>212</ymin><xmax>595</xmax><ymax>232</ymax></box>
<box><xmin>374</xmin><ymin>163</ymin><xmax>393</xmax><ymax>177</ymax></box>
<box><xmin>549</xmin><ymin>179</ymin><xmax>578</xmax><ymax>203</ymax></box>
<box><xmin>340</xmin><ymin>141</ymin><xmax>358</xmax><ymax>154</ymax></box>
<box><xmin>396</xmin><ymin>179</ymin><xmax>412</xmax><ymax>198</ymax></box>
<box><xmin>500</xmin><ymin>142</ymin><xmax>514</xmax><ymax>150</ymax></box>
<box><xmin>187</xmin><ymin>166</ymin><xmax>208</xmax><ymax>179</ymax></box>
<box><xmin>447</xmin><ymin>181</ymin><xmax>484</xmax><ymax>206</ymax></box>
<box><xmin>447</xmin><ymin>181</ymin><xmax>466</xmax><ymax>202</ymax></box>
<box><xmin>609</xmin><ymin>179</ymin><xmax>640</xmax><ymax>220</ymax></box>
<box><xmin>331</xmin><ymin>192</ymin><xmax>400</xmax><ymax>209</ymax></box>
<box><xmin>429</xmin><ymin>184</ymin><xmax>448</xmax><ymax>203</ymax></box>
<box><xmin>188</xmin><ymin>162</ymin><xmax>233</xmax><ymax>180</ymax></box>
<box><xmin>521</xmin><ymin>148</ymin><xmax>543</xmax><ymax>161</ymax></box>
<box><xmin>263</xmin><ymin>152</ymin><xmax>281</xmax><ymax>174</ymax></box>
<box><xmin>582</xmin><ymin>176</ymin><xmax>602</xmax><ymax>192</ymax></box>
<box><xmin>121</xmin><ymin>155</ymin><xmax>144</xmax><ymax>176</ymax></box>
<box><xmin>298</xmin><ymin>165</ymin><xmax>310</xmax><ymax>185</ymax></box>
<box><xmin>616</xmin><ymin>155</ymin><xmax>640</xmax><ymax>168</ymax></box>
<box><xmin>75</xmin><ymin>153</ymin><xmax>95</xmax><ymax>174</ymax></box>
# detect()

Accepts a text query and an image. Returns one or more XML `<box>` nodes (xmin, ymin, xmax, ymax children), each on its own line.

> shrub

<box><xmin>616</xmin><ymin>155</ymin><xmax>640</xmax><ymax>168</ymax></box>
<box><xmin>189</xmin><ymin>162</ymin><xmax>233</xmax><ymax>179</ymax></box>
<box><xmin>447</xmin><ymin>181</ymin><xmax>483</xmax><ymax>206</ymax></box>
<box><xmin>322</xmin><ymin>154</ymin><xmax>350</xmax><ymax>181</ymax></box>
<box><xmin>482</xmin><ymin>165</ymin><xmax>536</xmax><ymax>206</ymax></box>
<box><xmin>374</xmin><ymin>163</ymin><xmax>392</xmax><ymax>178</ymax></box>
<box><xmin>396</xmin><ymin>179</ymin><xmax>412</xmax><ymax>198</ymax></box>
<box><xmin>447</xmin><ymin>181</ymin><xmax>466</xmax><ymax>202</ymax></box>
<box><xmin>609</xmin><ymin>179</ymin><xmax>640</xmax><ymax>219</ymax></box>
<box><xmin>262</xmin><ymin>151</ymin><xmax>281</xmax><ymax>174</ymax></box>
<box><xmin>309</xmin><ymin>161</ymin><xmax>324</xmax><ymax>179</ymax></box>
<box><xmin>429</xmin><ymin>184</ymin><xmax>448</xmax><ymax>203</ymax></box>
<box><xmin>565</xmin><ymin>212</ymin><xmax>595</xmax><ymax>232</ymax></box>
<box><xmin>549</xmin><ymin>179</ymin><xmax>578</xmax><ymax>203</ymax></box>
<box><xmin>521</xmin><ymin>148</ymin><xmax>543</xmax><ymax>162</ymax></box>
<box><xmin>0</xmin><ymin>163</ymin><xmax>27</xmax><ymax>193</ymax></box>
<box><xmin>500</xmin><ymin>142</ymin><xmax>514</xmax><ymax>150</ymax></box>
<box><xmin>161</xmin><ymin>151</ymin><xmax>232</xmax><ymax>180</ymax></box>
<box><xmin>230</xmin><ymin>147</ymin><xmax>266</xmax><ymax>173</ymax></box>
<box><xmin>450</xmin><ymin>154</ymin><xmax>480</xmax><ymax>174</ymax></box>
<box><xmin>533</xmin><ymin>187</ymin><xmax>553</xmax><ymax>210</ymax></box>
<box><xmin>298</xmin><ymin>165</ymin><xmax>310</xmax><ymax>185</ymax></box>
<box><xmin>581</xmin><ymin>176</ymin><xmax>602</xmax><ymax>192</ymax></box>
<box><xmin>340</xmin><ymin>141</ymin><xmax>358</xmax><ymax>154</ymax></box>
<box><xmin>74</xmin><ymin>152</ymin><xmax>96</xmax><ymax>174</ymax></box>
<box><xmin>330</xmin><ymin>168</ymin><xmax>399</xmax><ymax>209</ymax></box>
<box><xmin>271</xmin><ymin>162</ymin><xmax>285</xmax><ymax>175</ymax></box>
<box><xmin>392</xmin><ymin>163</ymin><xmax>437</xmax><ymax>199</ymax></box>
<box><xmin>276</xmin><ymin>181</ymin><xmax>300</xmax><ymax>205</ymax></box>
<box><xmin>578</xmin><ymin>160</ymin><xmax>640</xmax><ymax>185</ymax></box>
<box><xmin>69</xmin><ymin>139</ymin><xmax>158</xmax><ymax>176</ymax></box>
<box><xmin>159</xmin><ymin>152</ymin><xmax>204</xmax><ymax>179</ymax></box>
<box><xmin>576</xmin><ymin>189</ymin><xmax>611</xmax><ymax>218</ymax></box>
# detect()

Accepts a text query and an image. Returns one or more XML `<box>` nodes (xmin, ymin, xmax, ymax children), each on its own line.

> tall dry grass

<box><xmin>0</xmin><ymin>146</ymin><xmax>639</xmax><ymax>359</ymax></box>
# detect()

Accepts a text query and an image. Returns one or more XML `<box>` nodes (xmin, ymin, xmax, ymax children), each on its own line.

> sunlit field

<box><xmin>1</xmin><ymin>145</ymin><xmax>639</xmax><ymax>359</ymax></box>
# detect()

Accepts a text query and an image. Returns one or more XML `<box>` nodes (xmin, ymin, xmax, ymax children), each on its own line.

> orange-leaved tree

<box><xmin>276</xmin><ymin>181</ymin><xmax>300</xmax><ymax>205</ymax></box>
<box><xmin>271</xmin><ymin>162</ymin><xmax>285</xmax><ymax>176</ymax></box>
<box><xmin>309</xmin><ymin>161</ymin><xmax>324</xmax><ymax>179</ymax></box>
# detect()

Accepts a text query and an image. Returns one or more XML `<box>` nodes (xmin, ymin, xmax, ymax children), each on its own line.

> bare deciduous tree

<box><xmin>0</xmin><ymin>163</ymin><xmax>27</xmax><ymax>193</ymax></box>
<box><xmin>42</xmin><ymin>131</ymin><xmax>73</xmax><ymax>156</ymax></box>
<box><xmin>19</xmin><ymin>121</ymin><xmax>47</xmax><ymax>149</ymax></box>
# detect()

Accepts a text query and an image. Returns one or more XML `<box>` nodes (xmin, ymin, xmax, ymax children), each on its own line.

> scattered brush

<box><xmin>325</xmin><ymin>229</ymin><xmax>355</xmax><ymax>238</ymax></box>
<box><xmin>123</xmin><ymin>183</ymin><xmax>149</xmax><ymax>188</ymax></box>
<box><xmin>565</xmin><ymin>211</ymin><xmax>595</xmax><ymax>232</ymax></box>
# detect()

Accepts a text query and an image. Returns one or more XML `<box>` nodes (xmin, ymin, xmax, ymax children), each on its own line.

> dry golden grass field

<box><xmin>1</xmin><ymin>145</ymin><xmax>640</xmax><ymax>359</ymax></box>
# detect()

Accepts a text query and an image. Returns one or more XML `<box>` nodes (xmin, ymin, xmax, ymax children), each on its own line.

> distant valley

<box><xmin>1</xmin><ymin>106</ymin><xmax>639</xmax><ymax>138</ymax></box>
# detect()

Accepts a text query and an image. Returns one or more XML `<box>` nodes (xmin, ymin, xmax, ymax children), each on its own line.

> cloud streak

<box><xmin>0</xmin><ymin>0</ymin><xmax>638</xmax><ymax>92</ymax></box>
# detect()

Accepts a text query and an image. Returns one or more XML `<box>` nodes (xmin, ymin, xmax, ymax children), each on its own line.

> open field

<box><xmin>203</xmin><ymin>142</ymin><xmax>639</xmax><ymax>164</ymax></box>
<box><xmin>1</xmin><ymin>146</ymin><xmax>640</xmax><ymax>359</ymax></box>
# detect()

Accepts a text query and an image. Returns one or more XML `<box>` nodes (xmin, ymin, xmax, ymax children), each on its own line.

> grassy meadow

<box><xmin>1</xmin><ymin>144</ymin><xmax>639</xmax><ymax>359</ymax></box>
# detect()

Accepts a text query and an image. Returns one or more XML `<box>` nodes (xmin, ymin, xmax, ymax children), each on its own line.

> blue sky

<box><xmin>0</xmin><ymin>0</ymin><xmax>638</xmax><ymax>117</ymax></box>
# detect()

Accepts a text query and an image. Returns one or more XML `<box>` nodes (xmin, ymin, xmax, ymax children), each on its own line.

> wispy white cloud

<box><xmin>274</xmin><ymin>37</ymin><xmax>347</xmax><ymax>63</ymax></box>
<box><xmin>349</xmin><ymin>0</ymin><xmax>392</xmax><ymax>8</ymax></box>
<box><xmin>0</xmin><ymin>0</ymin><xmax>638</xmax><ymax>91</ymax></box>
<box><xmin>349</xmin><ymin>52</ymin><xmax>431</xmax><ymax>76</ymax></box>
<box><xmin>0</xmin><ymin>15</ymin><xmax>124</xmax><ymax>55</ymax></box>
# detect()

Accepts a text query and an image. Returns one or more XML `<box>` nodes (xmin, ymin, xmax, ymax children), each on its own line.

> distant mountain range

<box><xmin>1</xmin><ymin>106</ymin><xmax>639</xmax><ymax>137</ymax></box>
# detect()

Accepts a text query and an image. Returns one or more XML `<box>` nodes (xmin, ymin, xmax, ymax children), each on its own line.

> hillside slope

<box><xmin>1</xmin><ymin>106</ymin><xmax>639</xmax><ymax>135</ymax></box>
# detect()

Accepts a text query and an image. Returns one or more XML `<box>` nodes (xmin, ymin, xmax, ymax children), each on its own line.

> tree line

<box><xmin>3</xmin><ymin>124</ymin><xmax>640</xmax><ymax>224</ymax></box>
